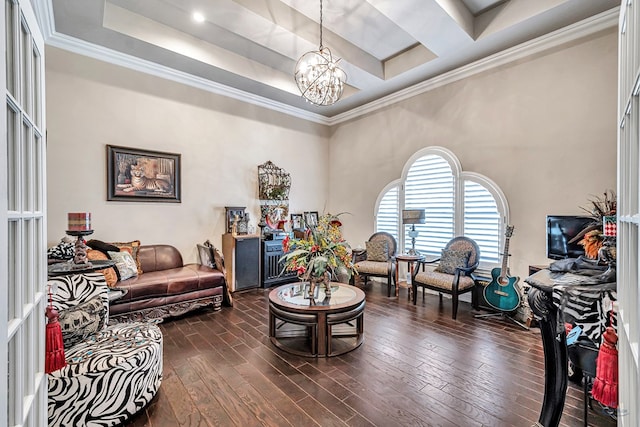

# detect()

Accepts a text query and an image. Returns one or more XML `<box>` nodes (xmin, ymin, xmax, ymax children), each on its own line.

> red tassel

<box><xmin>45</xmin><ymin>304</ymin><xmax>66</xmax><ymax>374</ymax></box>
<box><xmin>591</xmin><ymin>326</ymin><xmax>618</xmax><ymax>408</ymax></box>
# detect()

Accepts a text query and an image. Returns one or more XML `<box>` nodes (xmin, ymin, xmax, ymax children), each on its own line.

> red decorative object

<box><xmin>45</xmin><ymin>289</ymin><xmax>66</xmax><ymax>374</ymax></box>
<box><xmin>67</xmin><ymin>212</ymin><xmax>91</xmax><ymax>231</ymax></box>
<box><xmin>603</xmin><ymin>215</ymin><xmax>617</xmax><ymax>237</ymax></box>
<box><xmin>591</xmin><ymin>325</ymin><xmax>618</xmax><ymax>408</ymax></box>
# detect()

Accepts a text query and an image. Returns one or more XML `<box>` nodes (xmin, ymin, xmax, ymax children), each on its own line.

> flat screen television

<box><xmin>546</xmin><ymin>215</ymin><xmax>593</xmax><ymax>260</ymax></box>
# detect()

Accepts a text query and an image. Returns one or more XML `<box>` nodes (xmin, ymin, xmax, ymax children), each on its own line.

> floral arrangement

<box><xmin>280</xmin><ymin>213</ymin><xmax>356</xmax><ymax>282</ymax></box>
<box><xmin>576</xmin><ymin>190</ymin><xmax>616</xmax><ymax>259</ymax></box>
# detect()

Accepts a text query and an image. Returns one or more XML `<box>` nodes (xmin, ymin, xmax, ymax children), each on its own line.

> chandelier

<box><xmin>294</xmin><ymin>0</ymin><xmax>346</xmax><ymax>106</ymax></box>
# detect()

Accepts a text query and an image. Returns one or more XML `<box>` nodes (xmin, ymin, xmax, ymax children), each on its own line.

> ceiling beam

<box><xmin>367</xmin><ymin>0</ymin><xmax>476</xmax><ymax>56</ymax></box>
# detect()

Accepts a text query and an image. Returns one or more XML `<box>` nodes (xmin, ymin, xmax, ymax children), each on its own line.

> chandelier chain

<box><xmin>319</xmin><ymin>0</ymin><xmax>323</xmax><ymax>50</ymax></box>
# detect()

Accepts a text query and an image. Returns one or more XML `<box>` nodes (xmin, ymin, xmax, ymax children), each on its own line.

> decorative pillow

<box><xmin>110</xmin><ymin>240</ymin><xmax>143</xmax><ymax>275</ymax></box>
<box><xmin>86</xmin><ymin>239</ymin><xmax>120</xmax><ymax>255</ymax></box>
<box><xmin>58</xmin><ymin>296</ymin><xmax>107</xmax><ymax>350</ymax></box>
<box><xmin>108</xmin><ymin>251</ymin><xmax>139</xmax><ymax>281</ymax></box>
<box><xmin>366</xmin><ymin>240</ymin><xmax>389</xmax><ymax>262</ymax></box>
<box><xmin>86</xmin><ymin>249</ymin><xmax>118</xmax><ymax>288</ymax></box>
<box><xmin>47</xmin><ymin>241</ymin><xmax>75</xmax><ymax>260</ymax></box>
<box><xmin>434</xmin><ymin>249</ymin><xmax>471</xmax><ymax>274</ymax></box>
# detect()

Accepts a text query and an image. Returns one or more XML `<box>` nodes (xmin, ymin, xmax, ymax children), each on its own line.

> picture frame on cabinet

<box><xmin>291</xmin><ymin>213</ymin><xmax>303</xmax><ymax>230</ymax></box>
<box><xmin>304</xmin><ymin>211</ymin><xmax>319</xmax><ymax>228</ymax></box>
<box><xmin>225</xmin><ymin>207</ymin><xmax>246</xmax><ymax>234</ymax></box>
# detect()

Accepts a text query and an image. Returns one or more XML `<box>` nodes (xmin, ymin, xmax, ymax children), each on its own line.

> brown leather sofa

<box><xmin>109</xmin><ymin>244</ymin><xmax>231</xmax><ymax>322</ymax></box>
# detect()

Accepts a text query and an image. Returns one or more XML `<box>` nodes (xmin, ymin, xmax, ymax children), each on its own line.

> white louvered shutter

<box><xmin>375</xmin><ymin>185</ymin><xmax>399</xmax><ymax>243</ymax></box>
<box><xmin>404</xmin><ymin>155</ymin><xmax>454</xmax><ymax>257</ymax></box>
<box><xmin>463</xmin><ymin>181</ymin><xmax>500</xmax><ymax>266</ymax></box>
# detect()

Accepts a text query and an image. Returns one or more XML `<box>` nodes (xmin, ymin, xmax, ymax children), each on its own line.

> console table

<box><xmin>526</xmin><ymin>269</ymin><xmax>616</xmax><ymax>427</ymax></box>
<box><xmin>261</xmin><ymin>239</ymin><xmax>297</xmax><ymax>288</ymax></box>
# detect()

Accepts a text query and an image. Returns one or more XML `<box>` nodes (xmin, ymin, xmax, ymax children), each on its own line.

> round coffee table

<box><xmin>269</xmin><ymin>282</ymin><xmax>365</xmax><ymax>357</ymax></box>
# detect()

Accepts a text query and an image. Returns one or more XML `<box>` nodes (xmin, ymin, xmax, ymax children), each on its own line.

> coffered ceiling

<box><xmin>36</xmin><ymin>0</ymin><xmax>619</xmax><ymax>124</ymax></box>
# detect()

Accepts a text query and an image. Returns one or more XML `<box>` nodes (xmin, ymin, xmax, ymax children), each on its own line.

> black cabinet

<box><xmin>261</xmin><ymin>240</ymin><xmax>297</xmax><ymax>288</ymax></box>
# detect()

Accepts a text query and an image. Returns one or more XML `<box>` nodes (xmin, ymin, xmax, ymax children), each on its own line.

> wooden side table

<box><xmin>395</xmin><ymin>254</ymin><xmax>424</xmax><ymax>299</ymax></box>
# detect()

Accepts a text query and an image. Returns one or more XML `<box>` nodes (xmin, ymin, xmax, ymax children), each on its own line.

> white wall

<box><xmin>328</xmin><ymin>29</ymin><xmax>618</xmax><ymax>280</ymax></box>
<box><xmin>46</xmin><ymin>47</ymin><xmax>329</xmax><ymax>263</ymax></box>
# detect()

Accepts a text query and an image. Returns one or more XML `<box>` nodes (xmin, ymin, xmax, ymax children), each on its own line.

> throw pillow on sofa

<box><xmin>86</xmin><ymin>249</ymin><xmax>118</xmax><ymax>287</ymax></box>
<box><xmin>111</xmin><ymin>240</ymin><xmax>143</xmax><ymax>275</ymax></box>
<box><xmin>108</xmin><ymin>251</ymin><xmax>139</xmax><ymax>281</ymax></box>
<box><xmin>58</xmin><ymin>295</ymin><xmax>107</xmax><ymax>349</ymax></box>
<box><xmin>47</xmin><ymin>239</ymin><xmax>75</xmax><ymax>261</ymax></box>
<box><xmin>86</xmin><ymin>239</ymin><xmax>120</xmax><ymax>255</ymax></box>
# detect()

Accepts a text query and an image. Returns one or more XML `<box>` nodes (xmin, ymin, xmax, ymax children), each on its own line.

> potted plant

<box><xmin>280</xmin><ymin>214</ymin><xmax>356</xmax><ymax>301</ymax></box>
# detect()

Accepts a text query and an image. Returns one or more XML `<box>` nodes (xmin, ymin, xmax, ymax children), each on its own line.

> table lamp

<box><xmin>402</xmin><ymin>209</ymin><xmax>426</xmax><ymax>255</ymax></box>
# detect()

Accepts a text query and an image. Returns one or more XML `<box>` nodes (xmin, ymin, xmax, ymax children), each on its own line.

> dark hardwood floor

<box><xmin>124</xmin><ymin>281</ymin><xmax>616</xmax><ymax>427</ymax></box>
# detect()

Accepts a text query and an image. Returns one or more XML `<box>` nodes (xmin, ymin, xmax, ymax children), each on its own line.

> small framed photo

<box><xmin>197</xmin><ymin>244</ymin><xmax>215</xmax><ymax>269</ymax></box>
<box><xmin>290</xmin><ymin>213</ymin><xmax>303</xmax><ymax>230</ymax></box>
<box><xmin>304</xmin><ymin>211</ymin><xmax>319</xmax><ymax>228</ymax></box>
<box><xmin>225</xmin><ymin>206</ymin><xmax>246</xmax><ymax>234</ymax></box>
<box><xmin>107</xmin><ymin>145</ymin><xmax>181</xmax><ymax>202</ymax></box>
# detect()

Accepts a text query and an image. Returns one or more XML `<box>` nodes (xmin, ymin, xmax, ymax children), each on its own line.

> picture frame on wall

<box><xmin>304</xmin><ymin>211</ymin><xmax>319</xmax><ymax>228</ymax></box>
<box><xmin>107</xmin><ymin>145</ymin><xmax>181</xmax><ymax>202</ymax></box>
<box><xmin>290</xmin><ymin>213</ymin><xmax>303</xmax><ymax>230</ymax></box>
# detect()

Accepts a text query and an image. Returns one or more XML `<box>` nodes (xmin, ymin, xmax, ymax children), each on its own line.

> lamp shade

<box><xmin>402</xmin><ymin>209</ymin><xmax>425</xmax><ymax>225</ymax></box>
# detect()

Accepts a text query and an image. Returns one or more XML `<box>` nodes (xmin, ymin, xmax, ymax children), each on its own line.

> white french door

<box><xmin>2</xmin><ymin>0</ymin><xmax>47</xmax><ymax>425</ymax></box>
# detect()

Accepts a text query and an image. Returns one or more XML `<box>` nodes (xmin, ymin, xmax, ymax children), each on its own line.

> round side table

<box><xmin>394</xmin><ymin>254</ymin><xmax>425</xmax><ymax>299</ymax></box>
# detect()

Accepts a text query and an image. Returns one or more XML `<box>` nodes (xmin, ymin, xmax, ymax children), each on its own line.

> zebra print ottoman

<box><xmin>47</xmin><ymin>273</ymin><xmax>163</xmax><ymax>426</ymax></box>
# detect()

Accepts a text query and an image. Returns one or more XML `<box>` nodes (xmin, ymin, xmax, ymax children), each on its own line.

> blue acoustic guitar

<box><xmin>483</xmin><ymin>225</ymin><xmax>521</xmax><ymax>312</ymax></box>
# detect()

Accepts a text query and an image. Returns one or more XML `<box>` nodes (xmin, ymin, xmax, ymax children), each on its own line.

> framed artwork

<box><xmin>225</xmin><ymin>206</ymin><xmax>246</xmax><ymax>234</ymax></box>
<box><xmin>107</xmin><ymin>145</ymin><xmax>181</xmax><ymax>202</ymax></box>
<box><xmin>197</xmin><ymin>244</ymin><xmax>215</xmax><ymax>268</ymax></box>
<box><xmin>290</xmin><ymin>213</ymin><xmax>303</xmax><ymax>230</ymax></box>
<box><xmin>304</xmin><ymin>211</ymin><xmax>319</xmax><ymax>228</ymax></box>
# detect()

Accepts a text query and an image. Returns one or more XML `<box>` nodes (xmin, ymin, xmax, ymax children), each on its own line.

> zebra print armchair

<box><xmin>47</xmin><ymin>273</ymin><xmax>163</xmax><ymax>426</ymax></box>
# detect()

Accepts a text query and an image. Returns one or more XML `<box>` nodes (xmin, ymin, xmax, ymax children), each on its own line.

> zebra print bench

<box><xmin>47</xmin><ymin>273</ymin><xmax>163</xmax><ymax>426</ymax></box>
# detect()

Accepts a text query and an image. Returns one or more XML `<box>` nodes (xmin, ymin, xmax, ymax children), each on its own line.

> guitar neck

<box><xmin>501</xmin><ymin>237</ymin><xmax>511</xmax><ymax>276</ymax></box>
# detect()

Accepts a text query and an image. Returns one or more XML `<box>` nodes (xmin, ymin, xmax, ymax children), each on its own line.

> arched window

<box><xmin>376</xmin><ymin>147</ymin><xmax>508</xmax><ymax>269</ymax></box>
<box><xmin>375</xmin><ymin>180</ymin><xmax>400</xmax><ymax>243</ymax></box>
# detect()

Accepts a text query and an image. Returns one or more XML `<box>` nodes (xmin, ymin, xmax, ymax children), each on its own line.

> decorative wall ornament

<box><xmin>258</xmin><ymin>161</ymin><xmax>291</xmax><ymax>232</ymax></box>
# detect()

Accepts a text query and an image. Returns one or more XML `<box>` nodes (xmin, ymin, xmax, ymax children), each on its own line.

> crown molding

<box><xmin>34</xmin><ymin>2</ymin><xmax>618</xmax><ymax>127</ymax></box>
<box><xmin>31</xmin><ymin>0</ymin><xmax>55</xmax><ymax>39</ymax></box>
<box><xmin>328</xmin><ymin>7</ymin><xmax>620</xmax><ymax>126</ymax></box>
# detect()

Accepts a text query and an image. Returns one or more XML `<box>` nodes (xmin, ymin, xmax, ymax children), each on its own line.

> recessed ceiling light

<box><xmin>192</xmin><ymin>11</ymin><xmax>205</xmax><ymax>23</ymax></box>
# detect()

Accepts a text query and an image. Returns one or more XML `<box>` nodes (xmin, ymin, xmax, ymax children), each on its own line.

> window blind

<box><xmin>464</xmin><ymin>181</ymin><xmax>500</xmax><ymax>265</ymax></box>
<box><xmin>405</xmin><ymin>155</ymin><xmax>454</xmax><ymax>257</ymax></box>
<box><xmin>375</xmin><ymin>185</ymin><xmax>399</xmax><ymax>243</ymax></box>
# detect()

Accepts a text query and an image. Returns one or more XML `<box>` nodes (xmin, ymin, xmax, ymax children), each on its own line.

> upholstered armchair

<box><xmin>411</xmin><ymin>236</ymin><xmax>480</xmax><ymax>319</ymax></box>
<box><xmin>47</xmin><ymin>273</ymin><xmax>163</xmax><ymax>426</ymax></box>
<box><xmin>352</xmin><ymin>232</ymin><xmax>397</xmax><ymax>296</ymax></box>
